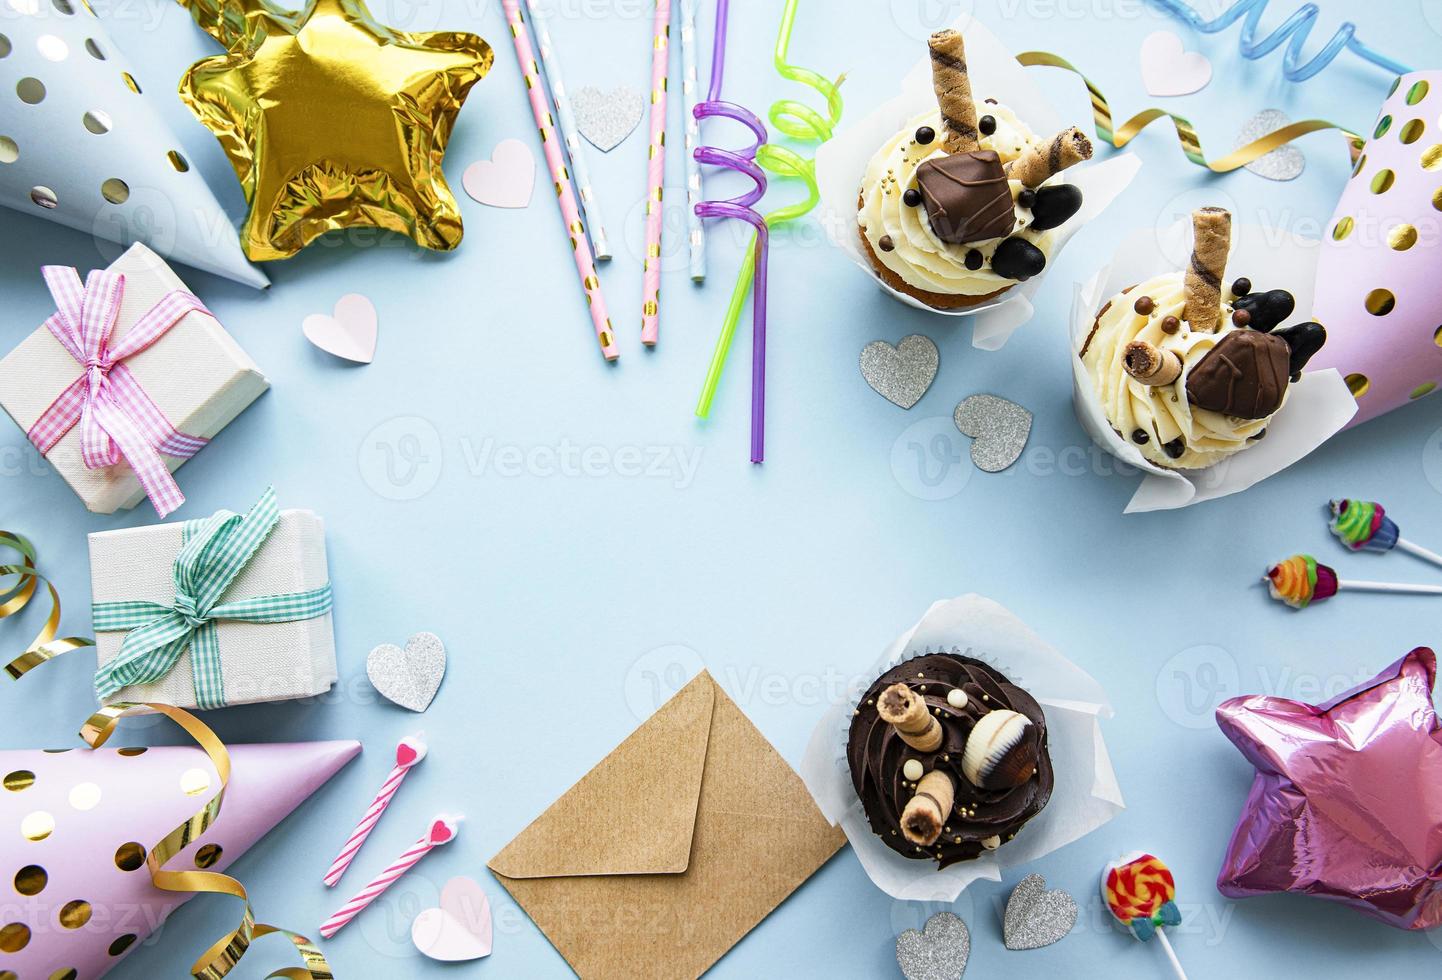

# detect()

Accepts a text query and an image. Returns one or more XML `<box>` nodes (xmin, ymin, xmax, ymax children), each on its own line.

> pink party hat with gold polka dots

<box><xmin>0</xmin><ymin>740</ymin><xmax>358</xmax><ymax>978</ymax></box>
<box><xmin>1310</xmin><ymin>71</ymin><xmax>1442</xmax><ymax>428</ymax></box>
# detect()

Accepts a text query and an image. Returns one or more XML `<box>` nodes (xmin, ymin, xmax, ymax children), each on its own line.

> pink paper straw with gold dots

<box><xmin>640</xmin><ymin>0</ymin><xmax>671</xmax><ymax>346</ymax></box>
<box><xmin>501</xmin><ymin>0</ymin><xmax>619</xmax><ymax>361</ymax></box>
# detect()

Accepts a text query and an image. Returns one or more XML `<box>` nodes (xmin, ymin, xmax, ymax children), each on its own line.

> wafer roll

<box><xmin>877</xmin><ymin>683</ymin><xmax>943</xmax><ymax>752</ymax></box>
<box><xmin>901</xmin><ymin>770</ymin><xmax>955</xmax><ymax>847</ymax></box>
<box><xmin>1184</xmin><ymin>207</ymin><xmax>1232</xmax><ymax>331</ymax></box>
<box><xmin>1123</xmin><ymin>340</ymin><xmax>1183</xmax><ymax>386</ymax></box>
<box><xmin>1004</xmin><ymin>127</ymin><xmax>1094</xmax><ymax>187</ymax></box>
<box><xmin>929</xmin><ymin>30</ymin><xmax>980</xmax><ymax>153</ymax></box>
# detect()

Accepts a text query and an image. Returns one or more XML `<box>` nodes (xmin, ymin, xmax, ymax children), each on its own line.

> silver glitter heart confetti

<box><xmin>1003</xmin><ymin>873</ymin><xmax>1078</xmax><ymax>950</ymax></box>
<box><xmin>953</xmin><ymin>394</ymin><xmax>1032</xmax><ymax>472</ymax></box>
<box><xmin>1234</xmin><ymin>109</ymin><xmax>1306</xmax><ymax>181</ymax></box>
<box><xmin>573</xmin><ymin>85</ymin><xmax>645</xmax><ymax>152</ymax></box>
<box><xmin>896</xmin><ymin>911</ymin><xmax>970</xmax><ymax>980</ymax></box>
<box><xmin>367</xmin><ymin>631</ymin><xmax>447</xmax><ymax>713</ymax></box>
<box><xmin>860</xmin><ymin>334</ymin><xmax>939</xmax><ymax>409</ymax></box>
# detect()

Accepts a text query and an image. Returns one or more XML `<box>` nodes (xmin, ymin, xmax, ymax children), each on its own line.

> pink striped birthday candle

<box><xmin>322</xmin><ymin>733</ymin><xmax>427</xmax><ymax>887</ymax></box>
<box><xmin>319</xmin><ymin>815</ymin><xmax>460</xmax><ymax>938</ymax></box>
<box><xmin>640</xmin><ymin>0</ymin><xmax>671</xmax><ymax>345</ymax></box>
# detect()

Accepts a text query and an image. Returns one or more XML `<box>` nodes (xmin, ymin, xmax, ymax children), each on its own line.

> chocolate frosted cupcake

<box><xmin>847</xmin><ymin>652</ymin><xmax>1053</xmax><ymax>868</ymax></box>
<box><xmin>857</xmin><ymin>29</ymin><xmax>1093</xmax><ymax>309</ymax></box>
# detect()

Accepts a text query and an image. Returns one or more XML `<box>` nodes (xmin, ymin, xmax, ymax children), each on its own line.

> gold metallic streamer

<box><xmin>1</xmin><ymin>530</ymin><xmax>93</xmax><ymax>680</ymax></box>
<box><xmin>81</xmin><ymin>702</ymin><xmax>332</xmax><ymax>980</ymax></box>
<box><xmin>1017</xmin><ymin>51</ymin><xmax>1364</xmax><ymax>171</ymax></box>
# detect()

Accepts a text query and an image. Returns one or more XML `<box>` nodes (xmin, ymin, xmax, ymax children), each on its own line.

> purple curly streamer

<box><xmin>693</xmin><ymin>0</ymin><xmax>770</xmax><ymax>463</ymax></box>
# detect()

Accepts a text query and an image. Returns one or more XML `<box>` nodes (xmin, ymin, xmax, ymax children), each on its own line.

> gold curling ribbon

<box><xmin>81</xmin><ymin>702</ymin><xmax>333</xmax><ymax>980</ymax></box>
<box><xmin>1017</xmin><ymin>51</ymin><xmax>1365</xmax><ymax>171</ymax></box>
<box><xmin>2</xmin><ymin>530</ymin><xmax>93</xmax><ymax>680</ymax></box>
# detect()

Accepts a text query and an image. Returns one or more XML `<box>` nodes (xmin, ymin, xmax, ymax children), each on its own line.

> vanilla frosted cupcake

<box><xmin>1080</xmin><ymin>208</ymin><xmax>1327</xmax><ymax>469</ymax></box>
<box><xmin>858</xmin><ymin>29</ymin><xmax>1093</xmax><ymax>309</ymax></box>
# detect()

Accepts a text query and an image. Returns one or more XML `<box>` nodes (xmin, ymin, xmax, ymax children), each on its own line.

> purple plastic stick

<box><xmin>693</xmin><ymin>0</ymin><xmax>770</xmax><ymax>463</ymax></box>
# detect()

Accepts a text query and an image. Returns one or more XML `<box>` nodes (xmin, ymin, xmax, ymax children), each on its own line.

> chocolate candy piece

<box><xmin>979</xmin><ymin>114</ymin><xmax>997</xmax><ymax>136</ymax></box>
<box><xmin>916</xmin><ymin>149</ymin><xmax>1015</xmax><ymax>244</ymax></box>
<box><xmin>1163</xmin><ymin>437</ymin><xmax>1186</xmax><ymax>459</ymax></box>
<box><xmin>1131</xmin><ymin>429</ymin><xmax>1150</xmax><ymax>444</ymax></box>
<box><xmin>1231</xmin><ymin>288</ymin><xmax>1295</xmax><ymax>332</ymax></box>
<box><xmin>1026</xmin><ymin>184</ymin><xmax>1083</xmax><ymax>231</ymax></box>
<box><xmin>1232</xmin><ymin>277</ymin><xmax>1252</xmax><ymax>298</ymax></box>
<box><xmin>1185</xmin><ymin>329</ymin><xmax>1291</xmax><ymax>419</ymax></box>
<box><xmin>990</xmin><ymin>237</ymin><xmax>1046</xmax><ymax>281</ymax></box>
<box><xmin>1161</xmin><ymin>316</ymin><xmax>1181</xmax><ymax>334</ymax></box>
<box><xmin>1134</xmin><ymin>296</ymin><xmax>1155</xmax><ymax>316</ymax></box>
<box><xmin>1016</xmin><ymin>188</ymin><xmax>1036</xmax><ymax>209</ymax></box>
<box><xmin>1250</xmin><ymin>428</ymin><xmax>1267</xmax><ymax>440</ymax></box>
<box><xmin>879</xmin><ymin>234</ymin><xmax>895</xmax><ymax>252</ymax></box>
<box><xmin>1272</xmin><ymin>321</ymin><xmax>1327</xmax><ymax>376</ymax></box>
<box><xmin>916</xmin><ymin>125</ymin><xmax>936</xmax><ymax>145</ymax></box>
<box><xmin>1232</xmin><ymin>308</ymin><xmax>1251</xmax><ymax>327</ymax></box>
<box><xmin>964</xmin><ymin>249</ymin><xmax>983</xmax><ymax>270</ymax></box>
<box><xmin>903</xmin><ymin>187</ymin><xmax>923</xmax><ymax>207</ymax></box>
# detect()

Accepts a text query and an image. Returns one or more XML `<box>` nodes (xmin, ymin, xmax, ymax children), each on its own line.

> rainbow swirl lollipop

<box><xmin>1329</xmin><ymin>499</ymin><xmax>1400</xmax><ymax>552</ymax></box>
<box><xmin>1266</xmin><ymin>554</ymin><xmax>1339</xmax><ymax>609</ymax></box>
<box><xmin>1103</xmin><ymin>852</ymin><xmax>1181</xmax><ymax>942</ymax></box>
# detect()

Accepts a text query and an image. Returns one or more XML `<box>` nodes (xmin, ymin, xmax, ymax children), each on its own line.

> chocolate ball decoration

<box><xmin>1016</xmin><ymin>188</ymin><xmax>1037</xmax><ymax>209</ymax></box>
<box><xmin>1232</xmin><ymin>289</ymin><xmax>1296</xmax><ymax>332</ymax></box>
<box><xmin>1026</xmin><ymin>184</ymin><xmax>1083</xmax><ymax>231</ymax></box>
<box><xmin>1231</xmin><ymin>277</ymin><xmax>1252</xmax><ymax>298</ymax></box>
<box><xmin>902</xmin><ymin>187</ymin><xmax>923</xmax><ymax>207</ymax></box>
<box><xmin>990</xmin><ymin>237</ymin><xmax>1046</xmax><ymax>281</ymax></box>
<box><xmin>915</xmin><ymin>125</ymin><xmax>936</xmax><ymax>145</ymax></box>
<box><xmin>979</xmin><ymin>114</ymin><xmax>997</xmax><ymax>136</ymax></box>
<box><xmin>1134</xmin><ymin>296</ymin><xmax>1155</xmax><ymax>316</ymax></box>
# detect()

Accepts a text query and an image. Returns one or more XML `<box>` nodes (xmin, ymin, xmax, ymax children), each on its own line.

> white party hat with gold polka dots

<box><xmin>0</xmin><ymin>0</ymin><xmax>268</xmax><ymax>288</ymax></box>
<box><xmin>0</xmin><ymin>739</ymin><xmax>358</xmax><ymax>977</ymax></box>
<box><xmin>1310</xmin><ymin>71</ymin><xmax>1442</xmax><ymax>427</ymax></box>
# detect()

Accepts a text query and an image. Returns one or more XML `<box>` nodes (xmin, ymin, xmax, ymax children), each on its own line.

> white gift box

<box><xmin>88</xmin><ymin>510</ymin><xmax>337</xmax><ymax>710</ymax></box>
<box><xmin>0</xmin><ymin>243</ymin><xmax>269</xmax><ymax>514</ymax></box>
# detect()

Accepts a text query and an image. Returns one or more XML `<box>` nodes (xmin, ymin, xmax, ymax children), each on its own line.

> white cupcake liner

<box><xmin>1070</xmin><ymin>220</ymin><xmax>1358</xmax><ymax>513</ymax></box>
<box><xmin>799</xmin><ymin>594</ymin><xmax>1122</xmax><ymax>902</ymax></box>
<box><xmin>815</xmin><ymin>15</ymin><xmax>1140</xmax><ymax>350</ymax></box>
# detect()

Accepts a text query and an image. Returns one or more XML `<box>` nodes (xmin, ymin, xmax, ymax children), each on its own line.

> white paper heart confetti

<box><xmin>573</xmin><ymin>85</ymin><xmax>644</xmax><ymax>152</ymax></box>
<box><xmin>1233</xmin><ymin>109</ymin><xmax>1306</xmax><ymax>181</ymax></box>
<box><xmin>1139</xmin><ymin>30</ymin><xmax>1212</xmax><ymax>97</ymax></box>
<box><xmin>367</xmin><ymin>631</ymin><xmax>447</xmax><ymax>713</ymax></box>
<box><xmin>412</xmin><ymin>876</ymin><xmax>493</xmax><ymax>962</ymax></box>
<box><xmin>896</xmin><ymin>911</ymin><xmax>970</xmax><ymax>980</ymax></box>
<box><xmin>463</xmin><ymin>138</ymin><xmax>535</xmax><ymax>208</ymax></box>
<box><xmin>1003</xmin><ymin>873</ymin><xmax>1078</xmax><ymax>950</ymax></box>
<box><xmin>954</xmin><ymin>394</ymin><xmax>1032</xmax><ymax>472</ymax></box>
<box><xmin>302</xmin><ymin>293</ymin><xmax>377</xmax><ymax>364</ymax></box>
<box><xmin>860</xmin><ymin>334</ymin><xmax>939</xmax><ymax>409</ymax></box>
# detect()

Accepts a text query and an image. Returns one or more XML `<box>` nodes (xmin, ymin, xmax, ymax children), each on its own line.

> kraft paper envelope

<box><xmin>489</xmin><ymin>670</ymin><xmax>845</xmax><ymax>979</ymax></box>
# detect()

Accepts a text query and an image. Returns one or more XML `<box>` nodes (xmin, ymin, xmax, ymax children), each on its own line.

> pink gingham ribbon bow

<box><xmin>28</xmin><ymin>266</ymin><xmax>211</xmax><ymax>517</ymax></box>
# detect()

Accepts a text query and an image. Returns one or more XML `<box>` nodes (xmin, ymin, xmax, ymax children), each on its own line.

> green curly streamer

<box><xmin>695</xmin><ymin>0</ymin><xmax>843</xmax><ymax>419</ymax></box>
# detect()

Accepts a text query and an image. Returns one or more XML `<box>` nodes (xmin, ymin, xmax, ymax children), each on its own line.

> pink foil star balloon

<box><xmin>1215</xmin><ymin>647</ymin><xmax>1442</xmax><ymax>929</ymax></box>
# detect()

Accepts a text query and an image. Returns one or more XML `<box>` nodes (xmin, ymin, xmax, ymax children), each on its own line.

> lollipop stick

<box><xmin>1396</xmin><ymin>538</ymin><xmax>1442</xmax><ymax>569</ymax></box>
<box><xmin>1155</xmin><ymin>929</ymin><xmax>1188</xmax><ymax>980</ymax></box>
<box><xmin>1339</xmin><ymin>579</ymin><xmax>1442</xmax><ymax>596</ymax></box>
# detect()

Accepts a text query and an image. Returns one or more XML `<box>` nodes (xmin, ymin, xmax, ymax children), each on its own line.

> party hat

<box><xmin>0</xmin><ymin>0</ymin><xmax>267</xmax><ymax>288</ymax></box>
<box><xmin>1308</xmin><ymin>71</ymin><xmax>1442</xmax><ymax>427</ymax></box>
<box><xmin>0</xmin><ymin>740</ymin><xmax>359</xmax><ymax>978</ymax></box>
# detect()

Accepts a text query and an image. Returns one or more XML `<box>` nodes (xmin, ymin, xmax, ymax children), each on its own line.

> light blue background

<box><xmin>4</xmin><ymin>0</ymin><xmax>1442</xmax><ymax>976</ymax></box>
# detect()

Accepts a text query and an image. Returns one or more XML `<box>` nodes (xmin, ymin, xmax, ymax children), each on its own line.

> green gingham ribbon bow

<box><xmin>91</xmin><ymin>486</ymin><xmax>332</xmax><ymax>709</ymax></box>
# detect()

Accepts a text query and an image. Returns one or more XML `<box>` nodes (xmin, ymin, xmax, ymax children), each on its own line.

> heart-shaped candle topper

<box><xmin>896</xmin><ymin>911</ymin><xmax>970</xmax><ymax>980</ymax></box>
<box><xmin>302</xmin><ymin>293</ymin><xmax>377</xmax><ymax>363</ymax></box>
<box><xmin>395</xmin><ymin>734</ymin><xmax>427</xmax><ymax>768</ymax></box>
<box><xmin>462</xmin><ymin>138</ymin><xmax>535</xmax><ymax>209</ymax></box>
<box><xmin>367</xmin><ymin>631</ymin><xmax>447</xmax><ymax>713</ymax></box>
<box><xmin>573</xmin><ymin>84</ymin><xmax>645</xmax><ymax>152</ymax></box>
<box><xmin>428</xmin><ymin>817</ymin><xmax>459</xmax><ymax>846</ymax></box>
<box><xmin>1139</xmin><ymin>30</ymin><xmax>1212</xmax><ymax>97</ymax></box>
<box><xmin>1004</xmin><ymin>873</ymin><xmax>1079</xmax><ymax>950</ymax></box>
<box><xmin>1234</xmin><ymin>109</ymin><xmax>1306</xmax><ymax>181</ymax></box>
<box><xmin>861</xmin><ymin>334</ymin><xmax>939</xmax><ymax>409</ymax></box>
<box><xmin>412</xmin><ymin>876</ymin><xmax>493</xmax><ymax>962</ymax></box>
<box><xmin>954</xmin><ymin>394</ymin><xmax>1032</xmax><ymax>472</ymax></box>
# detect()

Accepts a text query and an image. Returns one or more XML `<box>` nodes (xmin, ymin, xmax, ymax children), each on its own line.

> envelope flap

<box><xmin>489</xmin><ymin>672</ymin><xmax>716</xmax><ymax>878</ymax></box>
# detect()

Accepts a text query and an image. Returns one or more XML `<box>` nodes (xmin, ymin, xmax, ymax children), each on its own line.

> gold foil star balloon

<box><xmin>176</xmin><ymin>0</ymin><xmax>492</xmax><ymax>260</ymax></box>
